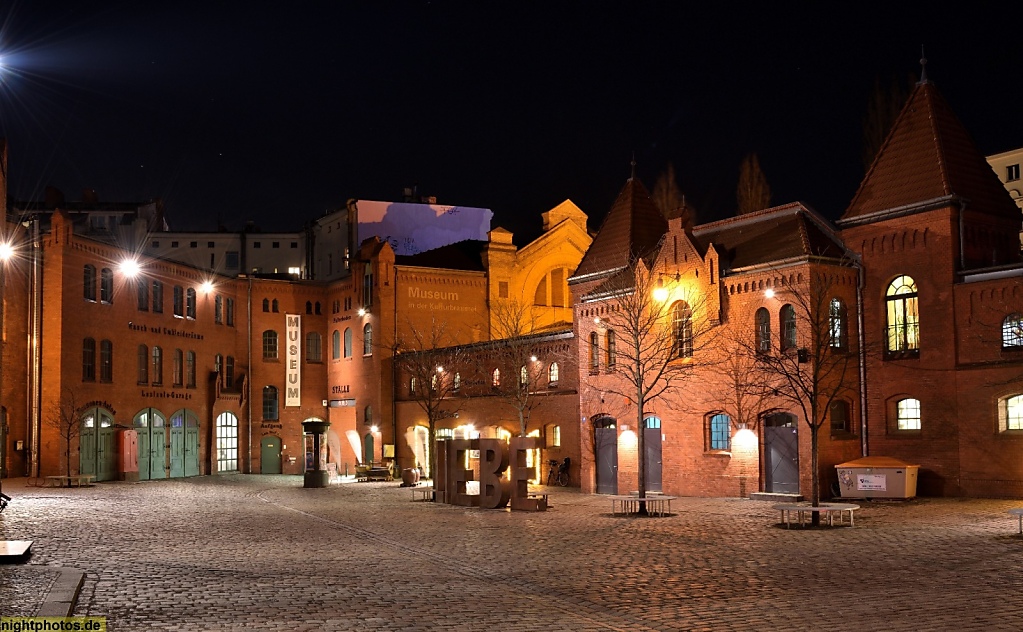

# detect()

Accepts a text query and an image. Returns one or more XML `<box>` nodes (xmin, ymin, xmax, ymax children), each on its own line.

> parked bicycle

<box><xmin>0</xmin><ymin>492</ymin><xmax>9</xmax><ymax>514</ymax></box>
<box><xmin>546</xmin><ymin>457</ymin><xmax>571</xmax><ymax>486</ymax></box>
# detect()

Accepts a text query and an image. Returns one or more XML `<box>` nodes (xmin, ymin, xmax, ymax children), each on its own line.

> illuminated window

<box><xmin>453</xmin><ymin>372</ymin><xmax>461</xmax><ymax>392</ymax></box>
<box><xmin>1003</xmin><ymin>313</ymin><xmax>1023</xmax><ymax>348</ymax></box>
<box><xmin>1004</xmin><ymin>395</ymin><xmax>1023</xmax><ymax>431</ymax></box>
<box><xmin>520</xmin><ymin>365</ymin><xmax>528</xmax><ymax>387</ymax></box>
<box><xmin>344</xmin><ymin>328</ymin><xmax>352</xmax><ymax>358</ymax></box>
<box><xmin>547</xmin><ymin>424</ymin><xmax>561</xmax><ymax>448</ymax></box>
<box><xmin>548</xmin><ymin>362</ymin><xmax>559</xmax><ymax>386</ymax></box>
<box><xmin>289</xmin><ymin>267</ymin><xmax>301</xmax><ymax>276</ymax></box>
<box><xmin>672</xmin><ymin>301</ymin><xmax>694</xmax><ymax>358</ymax></box>
<box><xmin>492</xmin><ymin>368</ymin><xmax>501</xmax><ymax>387</ymax></box>
<box><xmin>886</xmin><ymin>276</ymin><xmax>919</xmax><ymax>354</ymax></box>
<box><xmin>708</xmin><ymin>413</ymin><xmax>731</xmax><ymax>450</ymax></box>
<box><xmin>829</xmin><ymin>298</ymin><xmax>847</xmax><ymax>349</ymax></box>
<box><xmin>215</xmin><ymin>412</ymin><xmax>238</xmax><ymax>472</ymax></box>
<box><xmin>896</xmin><ymin>398</ymin><xmax>921</xmax><ymax>430</ymax></box>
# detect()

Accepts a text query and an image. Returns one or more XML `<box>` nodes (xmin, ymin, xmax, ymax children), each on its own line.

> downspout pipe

<box><xmin>855</xmin><ymin>256</ymin><xmax>868</xmax><ymax>457</ymax></box>
<box><xmin>247</xmin><ymin>275</ymin><xmax>253</xmax><ymax>473</ymax></box>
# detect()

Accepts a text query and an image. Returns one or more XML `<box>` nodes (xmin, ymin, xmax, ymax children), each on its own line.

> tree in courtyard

<box><xmin>736</xmin><ymin>152</ymin><xmax>771</xmax><ymax>215</ymax></box>
<box><xmin>47</xmin><ymin>387</ymin><xmax>85</xmax><ymax>487</ymax></box>
<box><xmin>586</xmin><ymin>258</ymin><xmax>716</xmax><ymax>510</ymax></box>
<box><xmin>742</xmin><ymin>267</ymin><xmax>858</xmax><ymax>523</ymax></box>
<box><xmin>487</xmin><ymin>299</ymin><xmax>571</xmax><ymax>437</ymax></box>
<box><xmin>393</xmin><ymin>317</ymin><xmax>469</xmax><ymax>480</ymax></box>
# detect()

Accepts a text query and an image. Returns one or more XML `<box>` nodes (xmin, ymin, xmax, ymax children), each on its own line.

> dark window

<box><xmin>151</xmin><ymin>347</ymin><xmax>163</xmax><ymax>385</ymax></box>
<box><xmin>186</xmin><ymin>288</ymin><xmax>196</xmax><ymax>319</ymax></box>
<box><xmin>589</xmin><ymin>331</ymin><xmax>599</xmax><ymax>374</ymax></box>
<box><xmin>672</xmin><ymin>301</ymin><xmax>694</xmax><ymax>358</ymax></box>
<box><xmin>171</xmin><ymin>241</ymin><xmax>178</xmax><ymax>248</ymax></box>
<box><xmin>225</xmin><ymin>251</ymin><xmax>239</xmax><ymax>270</ymax></box>
<box><xmin>207</xmin><ymin>241</ymin><xmax>215</xmax><ymax>248</ymax></box>
<box><xmin>215</xmin><ymin>295</ymin><xmax>223</xmax><ymax>324</ymax></box>
<box><xmin>605</xmin><ymin>329</ymin><xmax>616</xmax><ymax>369</ymax></box>
<box><xmin>363</xmin><ymin>323</ymin><xmax>373</xmax><ymax>355</ymax></box>
<box><xmin>173</xmin><ymin>349</ymin><xmax>183</xmax><ymax>386</ymax></box>
<box><xmin>263</xmin><ymin>386</ymin><xmax>279</xmax><ymax>420</ymax></box>
<box><xmin>152</xmin><ymin>240</ymin><xmax>160</xmax><ymax>248</ymax></box>
<box><xmin>186</xmin><ymin>351</ymin><xmax>196</xmax><ymax>387</ymax></box>
<box><xmin>225</xmin><ymin>356</ymin><xmax>235</xmax><ymax>388</ymax></box>
<box><xmin>333</xmin><ymin>330</ymin><xmax>341</xmax><ymax>360</ymax></box>
<box><xmin>362</xmin><ymin>267</ymin><xmax>373</xmax><ymax>309</ymax></box>
<box><xmin>173</xmin><ymin>286</ymin><xmax>184</xmax><ymax>317</ymax></box>
<box><xmin>830</xmin><ymin>400</ymin><xmax>851</xmax><ymax>434</ymax></box>
<box><xmin>137</xmin><ymin>281</ymin><xmax>149</xmax><ymax>311</ymax></box>
<box><xmin>272</xmin><ymin>299</ymin><xmax>279</xmax><ymax>313</ymax></box>
<box><xmin>82</xmin><ymin>338</ymin><xmax>96</xmax><ymax>381</ymax></box>
<box><xmin>780</xmin><ymin>304</ymin><xmax>797</xmax><ymax>351</ymax></box>
<box><xmin>83</xmin><ymin>265</ymin><xmax>96</xmax><ymax>301</ymax></box>
<box><xmin>253</xmin><ymin>242</ymin><xmax>261</xmax><ymax>249</ymax></box>
<box><xmin>137</xmin><ymin>344</ymin><xmax>148</xmax><ymax>384</ymax></box>
<box><xmin>306</xmin><ymin>301</ymin><xmax>313</xmax><ymax>315</ymax></box>
<box><xmin>262</xmin><ymin>298</ymin><xmax>269</xmax><ymax>313</ymax></box>
<box><xmin>291</xmin><ymin>242</ymin><xmax>298</xmax><ymax>249</ymax></box>
<box><xmin>152</xmin><ymin>281</ymin><xmax>164</xmax><ymax>313</ymax></box>
<box><xmin>100</xmin><ymin>268</ymin><xmax>113</xmax><ymax>304</ymax></box>
<box><xmin>226</xmin><ymin>298</ymin><xmax>235</xmax><ymax>326</ymax></box>
<box><xmin>190</xmin><ymin>241</ymin><xmax>197</xmax><ymax>248</ymax></box>
<box><xmin>343</xmin><ymin>328</ymin><xmax>352</xmax><ymax>358</ymax></box>
<box><xmin>306</xmin><ymin>332</ymin><xmax>322</xmax><ymax>362</ymax></box>
<box><xmin>755</xmin><ymin>308</ymin><xmax>771</xmax><ymax>353</ymax></box>
<box><xmin>99</xmin><ymin>340</ymin><xmax>113</xmax><ymax>382</ymax></box>
<box><xmin>272</xmin><ymin>242</ymin><xmax>280</xmax><ymax>249</ymax></box>
<box><xmin>263</xmin><ymin>330</ymin><xmax>279</xmax><ymax>359</ymax></box>
<box><xmin>315</xmin><ymin>301</ymin><xmax>321</xmax><ymax>315</ymax></box>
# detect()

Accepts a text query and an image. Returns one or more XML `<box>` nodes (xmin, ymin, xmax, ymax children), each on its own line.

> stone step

<box><xmin>0</xmin><ymin>540</ymin><xmax>33</xmax><ymax>562</ymax></box>
<box><xmin>749</xmin><ymin>492</ymin><xmax>804</xmax><ymax>502</ymax></box>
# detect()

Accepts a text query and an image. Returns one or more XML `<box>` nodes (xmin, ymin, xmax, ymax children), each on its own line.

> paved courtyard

<box><xmin>3</xmin><ymin>475</ymin><xmax>1023</xmax><ymax>631</ymax></box>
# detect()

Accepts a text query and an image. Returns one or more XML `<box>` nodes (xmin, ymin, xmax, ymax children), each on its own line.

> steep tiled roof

<box><xmin>842</xmin><ymin>80</ymin><xmax>1019</xmax><ymax>223</ymax></box>
<box><xmin>570</xmin><ymin>178</ymin><xmax>667</xmax><ymax>282</ymax></box>
<box><xmin>693</xmin><ymin>203</ymin><xmax>847</xmax><ymax>271</ymax></box>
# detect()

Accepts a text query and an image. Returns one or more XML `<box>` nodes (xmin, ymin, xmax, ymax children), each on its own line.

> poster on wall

<box><xmin>856</xmin><ymin>474</ymin><xmax>887</xmax><ymax>491</ymax></box>
<box><xmin>356</xmin><ymin>200</ymin><xmax>492</xmax><ymax>256</ymax></box>
<box><xmin>286</xmin><ymin>314</ymin><xmax>301</xmax><ymax>407</ymax></box>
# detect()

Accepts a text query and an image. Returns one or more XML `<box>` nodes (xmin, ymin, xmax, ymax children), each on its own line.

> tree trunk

<box><xmin>636</xmin><ymin>391</ymin><xmax>647</xmax><ymax>515</ymax></box>
<box><xmin>810</xmin><ymin>426</ymin><xmax>820</xmax><ymax>526</ymax></box>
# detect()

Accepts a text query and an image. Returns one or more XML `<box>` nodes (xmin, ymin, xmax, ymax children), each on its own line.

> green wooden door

<box><xmin>260</xmin><ymin>436</ymin><xmax>281</xmax><ymax>474</ymax></box>
<box><xmin>137</xmin><ymin>429</ymin><xmax>151</xmax><ymax>481</ymax></box>
<box><xmin>79</xmin><ymin>424</ymin><xmax>97</xmax><ymax>477</ymax></box>
<box><xmin>363</xmin><ymin>433</ymin><xmax>374</xmax><ymax>465</ymax></box>
<box><xmin>169</xmin><ymin>422</ymin><xmax>184</xmax><ymax>478</ymax></box>
<box><xmin>149</xmin><ymin>426</ymin><xmax>166</xmax><ymax>479</ymax></box>
<box><xmin>97</xmin><ymin>421</ymin><xmax>116</xmax><ymax>482</ymax></box>
<box><xmin>184</xmin><ymin>417</ymin><xmax>199</xmax><ymax>477</ymax></box>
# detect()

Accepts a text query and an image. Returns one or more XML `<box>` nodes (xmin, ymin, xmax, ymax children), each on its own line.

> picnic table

<box><xmin>773</xmin><ymin>502</ymin><xmax>860</xmax><ymax>528</ymax></box>
<box><xmin>610</xmin><ymin>495</ymin><xmax>676</xmax><ymax>517</ymax></box>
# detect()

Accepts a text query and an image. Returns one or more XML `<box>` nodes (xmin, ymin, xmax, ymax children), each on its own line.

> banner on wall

<box><xmin>286</xmin><ymin>314</ymin><xmax>301</xmax><ymax>407</ymax></box>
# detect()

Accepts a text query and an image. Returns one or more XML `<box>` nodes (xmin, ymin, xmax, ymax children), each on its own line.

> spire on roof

<box><xmin>919</xmin><ymin>46</ymin><xmax>928</xmax><ymax>84</ymax></box>
<box><xmin>630</xmin><ymin>152</ymin><xmax>637</xmax><ymax>181</ymax></box>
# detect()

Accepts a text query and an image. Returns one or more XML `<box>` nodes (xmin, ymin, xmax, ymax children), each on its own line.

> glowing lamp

<box><xmin>358</xmin><ymin>308</ymin><xmax>367</xmax><ymax>316</ymax></box>
<box><xmin>200</xmin><ymin>280</ymin><xmax>214</xmax><ymax>294</ymax></box>
<box><xmin>370</xmin><ymin>425</ymin><xmax>379</xmax><ymax>433</ymax></box>
<box><xmin>119</xmin><ymin>258</ymin><xmax>141</xmax><ymax>277</ymax></box>
<box><xmin>764</xmin><ymin>288</ymin><xmax>775</xmax><ymax>299</ymax></box>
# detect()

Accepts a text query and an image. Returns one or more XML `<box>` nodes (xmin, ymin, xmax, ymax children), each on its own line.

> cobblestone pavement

<box><xmin>4</xmin><ymin>476</ymin><xmax>1023</xmax><ymax>630</ymax></box>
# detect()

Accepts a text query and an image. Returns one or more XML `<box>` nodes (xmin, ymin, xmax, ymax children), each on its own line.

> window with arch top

<box><xmin>363</xmin><ymin>323</ymin><xmax>373</xmax><ymax>355</ymax></box>
<box><xmin>755</xmin><ymin>308</ymin><xmax>771</xmax><ymax>354</ymax></box>
<box><xmin>829</xmin><ymin>298</ymin><xmax>847</xmax><ymax>349</ymax></box>
<box><xmin>672</xmin><ymin>300</ymin><xmax>694</xmax><ymax>358</ymax></box>
<box><xmin>780</xmin><ymin>304</ymin><xmax>797</xmax><ymax>351</ymax></box>
<box><xmin>886</xmin><ymin>275</ymin><xmax>919</xmax><ymax>354</ymax></box>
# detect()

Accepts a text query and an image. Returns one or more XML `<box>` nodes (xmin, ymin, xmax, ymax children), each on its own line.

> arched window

<box><xmin>151</xmin><ymin>346</ymin><xmax>163</xmax><ymax>385</ymax></box>
<box><xmin>262</xmin><ymin>298</ymin><xmax>270</xmax><ymax>312</ymax></box>
<box><xmin>453</xmin><ymin>372</ymin><xmax>461</xmax><ymax>392</ymax></box>
<box><xmin>830</xmin><ymin>400</ymin><xmax>851</xmax><ymax>434</ymax></box>
<box><xmin>589</xmin><ymin>331</ymin><xmax>599</xmax><ymax>374</ymax></box>
<box><xmin>534</xmin><ymin>276</ymin><xmax>548</xmax><ymax>306</ymax></box>
<box><xmin>364</xmin><ymin>405</ymin><xmax>373</xmax><ymax>425</ymax></box>
<box><xmin>548</xmin><ymin>362</ymin><xmax>559</xmax><ymax>385</ymax></box>
<box><xmin>225</xmin><ymin>356</ymin><xmax>235</xmax><ymax>388</ymax></box>
<box><xmin>262</xmin><ymin>386</ymin><xmax>279</xmax><ymax>420</ymax></box>
<box><xmin>708</xmin><ymin>413</ymin><xmax>731</xmax><ymax>450</ymax></box>
<box><xmin>896</xmin><ymin>398</ymin><xmax>921</xmax><ymax>430</ymax></box>
<box><xmin>214</xmin><ymin>295</ymin><xmax>223</xmax><ymax>323</ymax></box>
<box><xmin>305</xmin><ymin>301</ymin><xmax>313</xmax><ymax>314</ymax></box>
<box><xmin>262</xmin><ymin>330</ymin><xmax>278</xmax><ymax>359</ymax></box>
<box><xmin>306</xmin><ymin>332</ymin><xmax>322</xmax><ymax>362</ymax></box>
<box><xmin>173</xmin><ymin>285</ymin><xmax>184</xmax><ymax>317</ymax></box>
<box><xmin>82</xmin><ymin>338</ymin><xmax>96</xmax><ymax>381</ymax></box>
<box><xmin>173</xmin><ymin>349</ymin><xmax>183</xmax><ymax>386</ymax></box>
<box><xmin>755</xmin><ymin>307</ymin><xmax>771</xmax><ymax>353</ymax></box>
<box><xmin>886</xmin><ymin>276</ymin><xmax>919</xmax><ymax>354</ymax></box>
<box><xmin>83</xmin><ymin>265</ymin><xmax>96</xmax><ymax>301</ymax></box>
<box><xmin>672</xmin><ymin>300</ymin><xmax>694</xmax><ymax>358</ymax></box>
<box><xmin>186</xmin><ymin>351</ymin><xmax>196</xmax><ymax>387</ymax></box>
<box><xmin>186</xmin><ymin>288</ymin><xmax>196</xmax><ymax>319</ymax></box>
<box><xmin>363</xmin><ymin>323</ymin><xmax>373</xmax><ymax>355</ymax></box>
<box><xmin>519</xmin><ymin>365</ymin><xmax>528</xmax><ymax>387</ymax></box>
<box><xmin>137</xmin><ymin>282</ymin><xmax>149</xmax><ymax>311</ymax></box>
<box><xmin>829</xmin><ymin>298</ymin><xmax>847</xmax><ymax>349</ymax></box>
<box><xmin>1002</xmin><ymin>394</ymin><xmax>1023</xmax><ymax>431</ymax></box>
<box><xmin>315</xmin><ymin>301</ymin><xmax>321</xmax><ymax>315</ymax></box>
<box><xmin>99</xmin><ymin>340</ymin><xmax>112</xmax><ymax>382</ymax></box>
<box><xmin>100</xmin><ymin>268</ymin><xmax>113</xmax><ymax>304</ymax></box>
<box><xmin>152</xmin><ymin>281</ymin><xmax>163</xmax><ymax>313</ymax></box>
<box><xmin>605</xmin><ymin>330</ymin><xmax>616</xmax><ymax>369</ymax></box>
<box><xmin>780</xmin><ymin>304</ymin><xmax>797</xmax><ymax>351</ymax></box>
<box><xmin>137</xmin><ymin>344</ymin><xmax>148</xmax><ymax>384</ymax></box>
<box><xmin>343</xmin><ymin>328</ymin><xmax>352</xmax><ymax>358</ymax></box>
<box><xmin>332</xmin><ymin>330</ymin><xmax>341</xmax><ymax>360</ymax></box>
<box><xmin>272</xmin><ymin>299</ymin><xmax>279</xmax><ymax>313</ymax></box>
<box><xmin>1003</xmin><ymin>313</ymin><xmax>1023</xmax><ymax>348</ymax></box>
<box><xmin>492</xmin><ymin>368</ymin><xmax>501</xmax><ymax>387</ymax></box>
<box><xmin>215</xmin><ymin>353</ymin><xmax>223</xmax><ymax>377</ymax></box>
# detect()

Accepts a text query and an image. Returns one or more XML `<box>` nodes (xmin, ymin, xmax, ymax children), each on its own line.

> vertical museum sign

<box><xmin>286</xmin><ymin>314</ymin><xmax>301</xmax><ymax>407</ymax></box>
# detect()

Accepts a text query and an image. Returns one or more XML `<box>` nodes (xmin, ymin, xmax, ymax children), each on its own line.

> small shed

<box><xmin>835</xmin><ymin>456</ymin><xmax>919</xmax><ymax>499</ymax></box>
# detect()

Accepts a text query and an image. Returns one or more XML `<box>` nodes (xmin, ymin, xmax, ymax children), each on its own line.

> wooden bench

<box><xmin>773</xmin><ymin>502</ymin><xmax>860</xmax><ymax>528</ymax></box>
<box><xmin>44</xmin><ymin>475</ymin><xmax>96</xmax><ymax>488</ymax></box>
<box><xmin>610</xmin><ymin>495</ymin><xmax>676</xmax><ymax>517</ymax></box>
<box><xmin>411</xmin><ymin>486</ymin><xmax>434</xmax><ymax>502</ymax></box>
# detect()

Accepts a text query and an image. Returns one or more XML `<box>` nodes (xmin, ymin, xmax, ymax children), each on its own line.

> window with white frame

<box><xmin>1000</xmin><ymin>394</ymin><xmax>1023</xmax><ymax>432</ymax></box>
<box><xmin>896</xmin><ymin>398</ymin><xmax>921</xmax><ymax>430</ymax></box>
<box><xmin>1003</xmin><ymin>313</ymin><xmax>1023</xmax><ymax>348</ymax></box>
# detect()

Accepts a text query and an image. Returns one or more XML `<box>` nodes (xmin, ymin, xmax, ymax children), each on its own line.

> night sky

<box><xmin>1</xmin><ymin>2</ymin><xmax>1022</xmax><ymax>244</ymax></box>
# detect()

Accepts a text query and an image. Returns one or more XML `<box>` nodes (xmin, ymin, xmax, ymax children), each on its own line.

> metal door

<box><xmin>261</xmin><ymin>436</ymin><xmax>282</xmax><ymax>474</ymax></box>
<box><xmin>363</xmin><ymin>433</ymin><xmax>375</xmax><ymax>465</ymax></box>
<box><xmin>170</xmin><ymin>422</ymin><xmax>184</xmax><ymax>478</ymax></box>
<box><xmin>97</xmin><ymin>420</ymin><xmax>116</xmax><ymax>482</ymax></box>
<box><xmin>644</xmin><ymin>416</ymin><xmax>662</xmax><ymax>493</ymax></box>
<box><xmin>593</xmin><ymin>416</ymin><xmax>618</xmax><ymax>495</ymax></box>
<box><xmin>184</xmin><ymin>416</ymin><xmax>200</xmax><ymax>477</ymax></box>
<box><xmin>135</xmin><ymin>409</ymin><xmax>166</xmax><ymax>481</ymax></box>
<box><xmin>79</xmin><ymin>423</ymin><xmax>97</xmax><ymax>477</ymax></box>
<box><xmin>764</xmin><ymin>413</ymin><xmax>799</xmax><ymax>494</ymax></box>
<box><xmin>148</xmin><ymin>427</ymin><xmax>166</xmax><ymax>480</ymax></box>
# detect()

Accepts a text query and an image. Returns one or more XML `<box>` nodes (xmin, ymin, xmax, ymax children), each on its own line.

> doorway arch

<box><xmin>79</xmin><ymin>407</ymin><xmax>116</xmax><ymax>481</ymax></box>
<box><xmin>216</xmin><ymin>412</ymin><xmax>239</xmax><ymax>472</ymax></box>
<box><xmin>134</xmin><ymin>408</ymin><xmax>167</xmax><ymax>480</ymax></box>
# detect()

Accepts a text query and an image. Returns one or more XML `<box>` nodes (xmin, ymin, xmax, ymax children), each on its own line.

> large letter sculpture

<box><xmin>447</xmin><ymin>439</ymin><xmax>475</xmax><ymax>507</ymax></box>
<box><xmin>510</xmin><ymin>436</ymin><xmax>544</xmax><ymax>511</ymax></box>
<box><xmin>478</xmin><ymin>438</ymin><xmax>510</xmax><ymax>509</ymax></box>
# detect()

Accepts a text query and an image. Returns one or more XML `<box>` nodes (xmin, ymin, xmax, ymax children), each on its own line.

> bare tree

<box><xmin>736</xmin><ymin>153</ymin><xmax>771</xmax><ymax>215</ymax></box>
<box><xmin>702</xmin><ymin>329</ymin><xmax>780</xmax><ymax>432</ymax></box>
<box><xmin>46</xmin><ymin>387</ymin><xmax>85</xmax><ymax>487</ymax></box>
<box><xmin>393</xmin><ymin>317</ymin><xmax>468</xmax><ymax>479</ymax></box>
<box><xmin>586</xmin><ymin>258</ymin><xmax>716</xmax><ymax>510</ymax></box>
<box><xmin>652</xmin><ymin>163</ymin><xmax>692</xmax><ymax>223</ymax></box>
<box><xmin>744</xmin><ymin>267</ymin><xmax>858</xmax><ymax>523</ymax></box>
<box><xmin>487</xmin><ymin>300</ymin><xmax>570</xmax><ymax>437</ymax></box>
